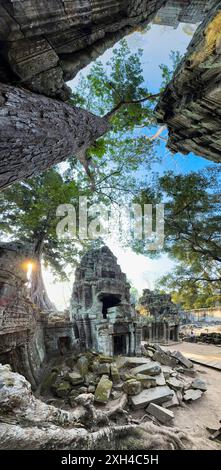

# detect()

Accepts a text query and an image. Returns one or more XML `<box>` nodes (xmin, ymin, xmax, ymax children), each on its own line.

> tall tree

<box><xmin>0</xmin><ymin>41</ymin><xmax>179</xmax><ymax>191</ymax></box>
<box><xmin>132</xmin><ymin>167</ymin><xmax>221</xmax><ymax>307</ymax></box>
<box><xmin>0</xmin><ymin>168</ymin><xmax>92</xmax><ymax>310</ymax></box>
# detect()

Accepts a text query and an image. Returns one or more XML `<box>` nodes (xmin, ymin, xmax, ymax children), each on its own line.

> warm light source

<box><xmin>21</xmin><ymin>260</ymin><xmax>36</xmax><ymax>280</ymax></box>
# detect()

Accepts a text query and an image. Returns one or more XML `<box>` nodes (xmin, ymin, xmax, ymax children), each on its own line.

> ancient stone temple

<box><xmin>139</xmin><ymin>289</ymin><xmax>180</xmax><ymax>343</ymax></box>
<box><xmin>70</xmin><ymin>246</ymin><xmax>142</xmax><ymax>356</ymax></box>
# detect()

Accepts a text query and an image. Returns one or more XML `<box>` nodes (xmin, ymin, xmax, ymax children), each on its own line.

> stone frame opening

<box><xmin>113</xmin><ymin>334</ymin><xmax>127</xmax><ymax>355</ymax></box>
<box><xmin>100</xmin><ymin>293</ymin><xmax>121</xmax><ymax>319</ymax></box>
<box><xmin>57</xmin><ymin>336</ymin><xmax>71</xmax><ymax>355</ymax></box>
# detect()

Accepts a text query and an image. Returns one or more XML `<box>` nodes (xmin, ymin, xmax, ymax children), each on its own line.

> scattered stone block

<box><xmin>67</xmin><ymin>371</ymin><xmax>84</xmax><ymax>386</ymax></box>
<box><xmin>171</xmin><ymin>351</ymin><xmax>193</xmax><ymax>369</ymax></box>
<box><xmin>110</xmin><ymin>363</ymin><xmax>120</xmax><ymax>384</ymax></box>
<box><xmin>99</xmin><ymin>355</ymin><xmax>114</xmax><ymax>364</ymax></box>
<box><xmin>183</xmin><ymin>389</ymin><xmax>203</xmax><ymax>401</ymax></box>
<box><xmin>130</xmin><ymin>385</ymin><xmax>173</xmax><ymax>409</ymax></box>
<box><xmin>155</xmin><ymin>372</ymin><xmax>166</xmax><ymax>386</ymax></box>
<box><xmin>162</xmin><ymin>390</ymin><xmax>179</xmax><ymax>408</ymax></box>
<box><xmin>131</xmin><ymin>362</ymin><xmax>161</xmax><ymax>376</ymax></box>
<box><xmin>161</xmin><ymin>366</ymin><xmax>173</xmax><ymax>380</ymax></box>
<box><xmin>77</xmin><ymin>356</ymin><xmax>89</xmax><ymax>377</ymax></box>
<box><xmin>191</xmin><ymin>378</ymin><xmax>207</xmax><ymax>391</ymax></box>
<box><xmin>97</xmin><ymin>363</ymin><xmax>110</xmax><ymax>375</ymax></box>
<box><xmin>125</xmin><ymin>357</ymin><xmax>151</xmax><ymax>368</ymax></box>
<box><xmin>177</xmin><ymin>367</ymin><xmax>196</xmax><ymax>378</ymax></box>
<box><xmin>166</xmin><ymin>377</ymin><xmax>184</xmax><ymax>391</ymax></box>
<box><xmin>54</xmin><ymin>381</ymin><xmax>71</xmax><ymax>398</ymax></box>
<box><xmin>153</xmin><ymin>350</ymin><xmax>177</xmax><ymax>368</ymax></box>
<box><xmin>88</xmin><ymin>385</ymin><xmax>96</xmax><ymax>393</ymax></box>
<box><xmin>136</xmin><ymin>373</ymin><xmax>157</xmax><ymax>388</ymax></box>
<box><xmin>123</xmin><ymin>379</ymin><xmax>141</xmax><ymax>395</ymax></box>
<box><xmin>147</xmin><ymin>402</ymin><xmax>174</xmax><ymax>424</ymax></box>
<box><xmin>94</xmin><ymin>375</ymin><xmax>112</xmax><ymax>404</ymax></box>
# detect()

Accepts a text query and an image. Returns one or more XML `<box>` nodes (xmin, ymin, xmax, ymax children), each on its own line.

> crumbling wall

<box><xmin>155</xmin><ymin>0</ymin><xmax>221</xmax><ymax>163</ymax></box>
<box><xmin>0</xmin><ymin>242</ymin><xmax>46</xmax><ymax>388</ymax></box>
<box><xmin>0</xmin><ymin>0</ymin><xmax>165</xmax><ymax>99</ymax></box>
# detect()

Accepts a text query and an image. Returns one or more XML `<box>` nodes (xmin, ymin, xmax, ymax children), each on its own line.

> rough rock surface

<box><xmin>0</xmin><ymin>0</ymin><xmax>165</xmax><ymax>99</ymax></box>
<box><xmin>147</xmin><ymin>402</ymin><xmax>174</xmax><ymax>424</ymax></box>
<box><xmin>130</xmin><ymin>385</ymin><xmax>174</xmax><ymax>409</ymax></box>
<box><xmin>156</xmin><ymin>0</ymin><xmax>221</xmax><ymax>163</ymax></box>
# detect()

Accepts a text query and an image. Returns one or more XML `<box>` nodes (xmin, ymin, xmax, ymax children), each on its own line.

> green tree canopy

<box><xmin>132</xmin><ymin>167</ymin><xmax>221</xmax><ymax>308</ymax></box>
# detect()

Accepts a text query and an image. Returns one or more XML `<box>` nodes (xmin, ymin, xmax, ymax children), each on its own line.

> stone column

<box><xmin>89</xmin><ymin>315</ymin><xmax>98</xmax><ymax>352</ymax></box>
<box><xmin>135</xmin><ymin>326</ymin><xmax>142</xmax><ymax>355</ymax></box>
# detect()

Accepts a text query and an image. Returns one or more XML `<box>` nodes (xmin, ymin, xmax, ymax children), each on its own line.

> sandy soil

<box><xmin>164</xmin><ymin>342</ymin><xmax>221</xmax><ymax>445</ymax></box>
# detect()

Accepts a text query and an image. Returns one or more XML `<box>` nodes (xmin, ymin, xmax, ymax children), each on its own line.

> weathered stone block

<box><xmin>166</xmin><ymin>377</ymin><xmax>184</xmax><ymax>391</ymax></box>
<box><xmin>171</xmin><ymin>351</ymin><xmax>193</xmax><ymax>369</ymax></box>
<box><xmin>153</xmin><ymin>350</ymin><xmax>177</xmax><ymax>368</ymax></box>
<box><xmin>131</xmin><ymin>362</ymin><xmax>161</xmax><ymax>376</ymax></box>
<box><xmin>136</xmin><ymin>373</ymin><xmax>157</xmax><ymax>388</ymax></box>
<box><xmin>77</xmin><ymin>356</ymin><xmax>89</xmax><ymax>377</ymax></box>
<box><xmin>191</xmin><ymin>378</ymin><xmax>207</xmax><ymax>391</ymax></box>
<box><xmin>130</xmin><ymin>385</ymin><xmax>173</xmax><ymax>409</ymax></box>
<box><xmin>94</xmin><ymin>375</ymin><xmax>113</xmax><ymax>404</ymax></box>
<box><xmin>123</xmin><ymin>379</ymin><xmax>141</xmax><ymax>395</ymax></box>
<box><xmin>147</xmin><ymin>402</ymin><xmax>174</xmax><ymax>424</ymax></box>
<box><xmin>67</xmin><ymin>372</ymin><xmax>84</xmax><ymax>386</ymax></box>
<box><xmin>110</xmin><ymin>363</ymin><xmax>120</xmax><ymax>384</ymax></box>
<box><xmin>183</xmin><ymin>389</ymin><xmax>203</xmax><ymax>401</ymax></box>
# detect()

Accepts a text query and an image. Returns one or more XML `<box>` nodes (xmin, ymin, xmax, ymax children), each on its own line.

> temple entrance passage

<box><xmin>100</xmin><ymin>293</ymin><xmax>121</xmax><ymax>319</ymax></box>
<box><xmin>113</xmin><ymin>334</ymin><xmax>127</xmax><ymax>355</ymax></box>
<box><xmin>58</xmin><ymin>336</ymin><xmax>71</xmax><ymax>355</ymax></box>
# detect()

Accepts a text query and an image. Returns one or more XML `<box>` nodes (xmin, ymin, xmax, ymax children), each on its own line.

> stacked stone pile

<box><xmin>194</xmin><ymin>332</ymin><xmax>221</xmax><ymax>345</ymax></box>
<box><xmin>39</xmin><ymin>344</ymin><xmax>207</xmax><ymax>425</ymax></box>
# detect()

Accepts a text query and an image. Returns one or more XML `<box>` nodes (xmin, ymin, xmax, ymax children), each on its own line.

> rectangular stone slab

<box><xmin>125</xmin><ymin>357</ymin><xmax>151</xmax><ymax>367</ymax></box>
<box><xmin>131</xmin><ymin>362</ymin><xmax>161</xmax><ymax>376</ymax></box>
<box><xmin>147</xmin><ymin>403</ymin><xmax>174</xmax><ymax>424</ymax></box>
<box><xmin>130</xmin><ymin>385</ymin><xmax>173</xmax><ymax>409</ymax></box>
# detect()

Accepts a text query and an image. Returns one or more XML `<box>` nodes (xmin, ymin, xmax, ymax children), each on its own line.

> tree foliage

<box><xmin>132</xmin><ymin>167</ymin><xmax>221</xmax><ymax>308</ymax></box>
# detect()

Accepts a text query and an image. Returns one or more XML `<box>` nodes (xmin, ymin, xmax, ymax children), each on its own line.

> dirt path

<box><xmin>164</xmin><ymin>342</ymin><xmax>221</xmax><ymax>445</ymax></box>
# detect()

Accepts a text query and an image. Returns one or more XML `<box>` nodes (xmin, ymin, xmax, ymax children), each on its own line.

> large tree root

<box><xmin>0</xmin><ymin>365</ymin><xmax>219</xmax><ymax>450</ymax></box>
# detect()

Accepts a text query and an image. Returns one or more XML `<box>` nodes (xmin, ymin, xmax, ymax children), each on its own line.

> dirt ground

<box><xmin>163</xmin><ymin>342</ymin><xmax>221</xmax><ymax>446</ymax></box>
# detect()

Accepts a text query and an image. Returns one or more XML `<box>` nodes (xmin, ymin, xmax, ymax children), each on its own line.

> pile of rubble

<box><xmin>39</xmin><ymin>344</ymin><xmax>207</xmax><ymax>426</ymax></box>
<box><xmin>195</xmin><ymin>332</ymin><xmax>221</xmax><ymax>345</ymax></box>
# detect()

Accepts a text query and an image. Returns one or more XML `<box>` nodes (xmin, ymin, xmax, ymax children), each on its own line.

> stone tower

<box><xmin>70</xmin><ymin>246</ymin><xmax>142</xmax><ymax>356</ymax></box>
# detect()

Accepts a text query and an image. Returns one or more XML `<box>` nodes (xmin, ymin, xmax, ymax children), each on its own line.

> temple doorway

<box><xmin>100</xmin><ymin>293</ymin><xmax>121</xmax><ymax>319</ymax></box>
<box><xmin>113</xmin><ymin>334</ymin><xmax>127</xmax><ymax>355</ymax></box>
<box><xmin>58</xmin><ymin>336</ymin><xmax>71</xmax><ymax>355</ymax></box>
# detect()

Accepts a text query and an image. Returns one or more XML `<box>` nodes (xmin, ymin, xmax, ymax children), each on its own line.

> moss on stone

<box><xmin>94</xmin><ymin>375</ymin><xmax>112</xmax><ymax>403</ymax></box>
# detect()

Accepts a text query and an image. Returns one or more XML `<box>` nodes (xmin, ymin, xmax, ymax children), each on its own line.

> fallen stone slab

<box><xmin>110</xmin><ymin>363</ymin><xmax>120</xmax><ymax>384</ymax></box>
<box><xmin>191</xmin><ymin>378</ymin><xmax>207</xmax><ymax>391</ymax></box>
<box><xmin>153</xmin><ymin>350</ymin><xmax>177</xmax><ymax>368</ymax></box>
<box><xmin>162</xmin><ymin>390</ymin><xmax>179</xmax><ymax>408</ymax></box>
<box><xmin>123</xmin><ymin>379</ymin><xmax>141</xmax><ymax>395</ymax></box>
<box><xmin>125</xmin><ymin>357</ymin><xmax>151</xmax><ymax>368</ymax></box>
<box><xmin>171</xmin><ymin>351</ymin><xmax>193</xmax><ymax>369</ymax></box>
<box><xmin>94</xmin><ymin>375</ymin><xmax>112</xmax><ymax>404</ymax></box>
<box><xmin>161</xmin><ymin>366</ymin><xmax>173</xmax><ymax>380</ymax></box>
<box><xmin>67</xmin><ymin>372</ymin><xmax>84</xmax><ymax>386</ymax></box>
<box><xmin>131</xmin><ymin>362</ymin><xmax>161</xmax><ymax>376</ymax></box>
<box><xmin>155</xmin><ymin>372</ymin><xmax>166</xmax><ymax>386</ymax></box>
<box><xmin>183</xmin><ymin>389</ymin><xmax>203</xmax><ymax>401</ymax></box>
<box><xmin>97</xmin><ymin>363</ymin><xmax>110</xmax><ymax>375</ymax></box>
<box><xmin>176</xmin><ymin>367</ymin><xmax>196</xmax><ymax>378</ymax></box>
<box><xmin>130</xmin><ymin>385</ymin><xmax>173</xmax><ymax>409</ymax></box>
<box><xmin>166</xmin><ymin>377</ymin><xmax>184</xmax><ymax>391</ymax></box>
<box><xmin>147</xmin><ymin>402</ymin><xmax>174</xmax><ymax>424</ymax></box>
<box><xmin>136</xmin><ymin>374</ymin><xmax>157</xmax><ymax>389</ymax></box>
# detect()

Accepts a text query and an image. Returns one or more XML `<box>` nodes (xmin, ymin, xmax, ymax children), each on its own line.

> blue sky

<box><xmin>44</xmin><ymin>22</ymin><xmax>217</xmax><ymax>309</ymax></box>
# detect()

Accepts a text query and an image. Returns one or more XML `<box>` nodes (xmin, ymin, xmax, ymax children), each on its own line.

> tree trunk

<box><xmin>30</xmin><ymin>259</ymin><xmax>56</xmax><ymax>312</ymax></box>
<box><xmin>30</xmin><ymin>239</ymin><xmax>56</xmax><ymax>312</ymax></box>
<box><xmin>0</xmin><ymin>83</ymin><xmax>110</xmax><ymax>190</ymax></box>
